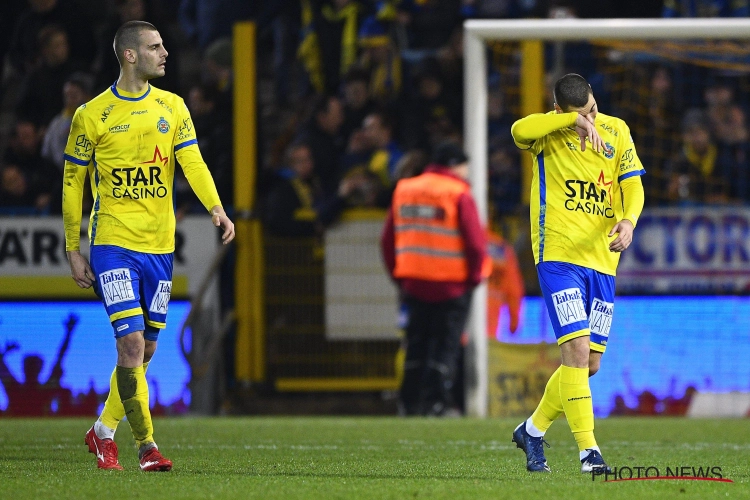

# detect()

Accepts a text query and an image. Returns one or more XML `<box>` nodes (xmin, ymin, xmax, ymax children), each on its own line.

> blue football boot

<box><xmin>580</xmin><ymin>449</ymin><xmax>612</xmax><ymax>475</ymax></box>
<box><xmin>512</xmin><ymin>421</ymin><xmax>551</xmax><ymax>472</ymax></box>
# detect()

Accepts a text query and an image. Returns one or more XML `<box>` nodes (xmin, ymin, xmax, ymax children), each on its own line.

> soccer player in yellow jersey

<box><xmin>510</xmin><ymin>74</ymin><xmax>645</xmax><ymax>474</ymax></box>
<box><xmin>62</xmin><ymin>21</ymin><xmax>235</xmax><ymax>471</ymax></box>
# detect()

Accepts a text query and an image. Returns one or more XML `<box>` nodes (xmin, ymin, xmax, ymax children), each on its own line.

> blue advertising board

<box><xmin>495</xmin><ymin>296</ymin><xmax>750</xmax><ymax>417</ymax></box>
<box><xmin>0</xmin><ymin>301</ymin><xmax>191</xmax><ymax>416</ymax></box>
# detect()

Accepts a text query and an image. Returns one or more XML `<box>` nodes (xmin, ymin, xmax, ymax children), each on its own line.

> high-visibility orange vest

<box><xmin>486</xmin><ymin>231</ymin><xmax>525</xmax><ymax>338</ymax></box>
<box><xmin>392</xmin><ymin>172</ymin><xmax>472</xmax><ymax>282</ymax></box>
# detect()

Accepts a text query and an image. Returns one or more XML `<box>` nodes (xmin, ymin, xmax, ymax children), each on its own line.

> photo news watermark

<box><xmin>591</xmin><ymin>465</ymin><xmax>733</xmax><ymax>483</ymax></box>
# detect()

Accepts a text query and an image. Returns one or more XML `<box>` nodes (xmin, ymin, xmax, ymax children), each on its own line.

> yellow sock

<box><xmin>530</xmin><ymin>366</ymin><xmax>563</xmax><ymax>433</ymax></box>
<box><xmin>559</xmin><ymin>365</ymin><xmax>597</xmax><ymax>451</ymax></box>
<box><xmin>101</xmin><ymin>362</ymin><xmax>150</xmax><ymax>430</ymax></box>
<box><xmin>116</xmin><ymin>365</ymin><xmax>154</xmax><ymax>448</ymax></box>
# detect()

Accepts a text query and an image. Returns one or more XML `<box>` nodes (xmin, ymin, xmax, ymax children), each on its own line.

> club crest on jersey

<box><xmin>157</xmin><ymin>117</ymin><xmax>170</xmax><ymax>134</ymax></box>
<box><xmin>603</xmin><ymin>142</ymin><xmax>615</xmax><ymax>159</ymax></box>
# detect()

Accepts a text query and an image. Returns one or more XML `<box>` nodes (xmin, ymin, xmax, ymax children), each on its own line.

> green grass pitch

<box><xmin>0</xmin><ymin>417</ymin><xmax>748</xmax><ymax>499</ymax></box>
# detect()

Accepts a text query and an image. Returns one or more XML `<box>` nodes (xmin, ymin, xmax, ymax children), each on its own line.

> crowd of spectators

<box><xmin>3</xmin><ymin>0</ymin><xmax>750</xmax><ymax>226</ymax></box>
<box><xmin>0</xmin><ymin>0</ymin><xmax>241</xmax><ymax>216</ymax></box>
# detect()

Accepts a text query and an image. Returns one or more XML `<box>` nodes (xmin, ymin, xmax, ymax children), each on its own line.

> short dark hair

<box><xmin>344</xmin><ymin>67</ymin><xmax>370</xmax><ymax>86</ymax></box>
<box><xmin>38</xmin><ymin>24</ymin><xmax>67</xmax><ymax>51</ymax></box>
<box><xmin>553</xmin><ymin>73</ymin><xmax>592</xmax><ymax>111</ymax></box>
<box><xmin>433</xmin><ymin>141</ymin><xmax>468</xmax><ymax>167</ymax></box>
<box><xmin>311</xmin><ymin>94</ymin><xmax>338</xmax><ymax>118</ymax></box>
<box><xmin>366</xmin><ymin>110</ymin><xmax>393</xmax><ymax>132</ymax></box>
<box><xmin>285</xmin><ymin>140</ymin><xmax>311</xmax><ymax>162</ymax></box>
<box><xmin>65</xmin><ymin>72</ymin><xmax>95</xmax><ymax>95</ymax></box>
<box><xmin>113</xmin><ymin>20</ymin><xmax>157</xmax><ymax>66</ymax></box>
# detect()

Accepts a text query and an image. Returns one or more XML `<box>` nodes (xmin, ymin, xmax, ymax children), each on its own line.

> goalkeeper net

<box><xmin>464</xmin><ymin>18</ymin><xmax>750</xmax><ymax>417</ymax></box>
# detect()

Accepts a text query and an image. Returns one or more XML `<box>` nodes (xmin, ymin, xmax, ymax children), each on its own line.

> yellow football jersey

<box><xmin>514</xmin><ymin>111</ymin><xmax>645</xmax><ymax>276</ymax></box>
<box><xmin>63</xmin><ymin>83</ymin><xmax>222</xmax><ymax>254</ymax></box>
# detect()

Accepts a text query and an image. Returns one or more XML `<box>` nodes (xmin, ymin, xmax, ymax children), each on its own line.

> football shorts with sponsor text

<box><xmin>90</xmin><ymin>245</ymin><xmax>174</xmax><ymax>340</ymax></box>
<box><xmin>537</xmin><ymin>261</ymin><xmax>614</xmax><ymax>353</ymax></box>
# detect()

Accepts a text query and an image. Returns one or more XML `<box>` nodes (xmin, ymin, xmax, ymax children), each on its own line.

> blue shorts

<box><xmin>537</xmin><ymin>261</ymin><xmax>615</xmax><ymax>353</ymax></box>
<box><xmin>90</xmin><ymin>245</ymin><xmax>174</xmax><ymax>341</ymax></box>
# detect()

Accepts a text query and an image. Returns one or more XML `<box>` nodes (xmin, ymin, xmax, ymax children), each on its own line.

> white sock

<box><xmin>525</xmin><ymin>418</ymin><xmax>545</xmax><ymax>438</ymax></box>
<box><xmin>94</xmin><ymin>418</ymin><xmax>116</xmax><ymax>440</ymax></box>
<box><xmin>579</xmin><ymin>445</ymin><xmax>601</xmax><ymax>461</ymax></box>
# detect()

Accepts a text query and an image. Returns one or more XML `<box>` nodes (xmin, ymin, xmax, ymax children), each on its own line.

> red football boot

<box><xmin>84</xmin><ymin>426</ymin><xmax>124</xmax><ymax>470</ymax></box>
<box><xmin>139</xmin><ymin>446</ymin><xmax>173</xmax><ymax>472</ymax></box>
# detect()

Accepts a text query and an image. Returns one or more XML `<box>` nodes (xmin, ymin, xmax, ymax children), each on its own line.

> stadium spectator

<box><xmin>636</xmin><ymin>66</ymin><xmax>681</xmax><ymax>200</ymax></box>
<box><xmin>264</xmin><ymin>142</ymin><xmax>321</xmax><ymax>237</ymax></box>
<box><xmin>298</xmin><ymin>95</ymin><xmax>346</xmax><ymax>197</ymax></box>
<box><xmin>485</xmin><ymin>229</ymin><xmax>524</xmax><ymax>337</ymax></box>
<box><xmin>487</xmin><ymin>87</ymin><xmax>515</xmax><ymax>147</ymax></box>
<box><xmin>704</xmin><ymin>82</ymin><xmax>748</xmax><ymax>146</ymax></box>
<box><xmin>263</xmin><ymin>142</ymin><xmax>361</xmax><ymax>236</ymax></box>
<box><xmin>402</xmin><ymin>61</ymin><xmax>461</xmax><ymax>150</ymax></box>
<box><xmin>358</xmin><ymin>16</ymin><xmax>402</xmax><ymax>103</ymax></box>
<box><xmin>340</xmin><ymin>68</ymin><xmax>376</xmax><ymax>143</ymax></box>
<box><xmin>186</xmin><ymin>83</ymin><xmax>233</xmax><ymax>207</ymax></box>
<box><xmin>202</xmin><ymin>38</ymin><xmax>234</xmax><ymax>116</ymax></box>
<box><xmin>342</xmin><ymin>110</ymin><xmax>403</xmax><ymax>188</ymax></box>
<box><xmin>15</xmin><ymin>24</ymin><xmax>84</xmax><ymax>128</ymax></box>
<box><xmin>0</xmin><ymin>163</ymin><xmax>38</xmax><ymax>213</ymax></box>
<box><xmin>298</xmin><ymin>0</ymin><xmax>369</xmax><ymax>95</ymax></box>
<box><xmin>0</xmin><ymin>1</ymin><xmax>26</xmax><ymax>79</ymax></box>
<box><xmin>178</xmin><ymin>0</ymin><xmax>254</xmax><ymax>50</ymax></box>
<box><xmin>396</xmin><ymin>0</ymin><xmax>462</xmax><ymax>50</ymax></box>
<box><xmin>381</xmin><ymin>142</ymin><xmax>488</xmax><ymax>416</ymax></box>
<box><xmin>41</xmin><ymin>72</ymin><xmax>94</xmax><ymax>171</ymax></box>
<box><xmin>7</xmin><ymin>0</ymin><xmax>95</xmax><ymax>75</ymax></box>
<box><xmin>488</xmin><ymin>145</ymin><xmax>521</xmax><ymax>217</ymax></box>
<box><xmin>175</xmin><ymin>82</ymin><xmax>233</xmax><ymax>216</ymax></box>
<box><xmin>664</xmin><ymin>109</ymin><xmax>733</xmax><ymax>204</ymax></box>
<box><xmin>3</xmin><ymin>120</ymin><xmax>59</xmax><ymax>213</ymax></box>
<box><xmin>392</xmin><ymin>148</ymin><xmax>428</xmax><ymax>181</ymax></box>
<box><xmin>663</xmin><ymin>0</ymin><xmax>748</xmax><ymax>17</ymax></box>
<box><xmin>434</xmin><ymin>28</ymin><xmax>465</xmax><ymax>109</ymax></box>
<box><xmin>460</xmin><ymin>0</ymin><xmax>543</xmax><ymax>18</ymax></box>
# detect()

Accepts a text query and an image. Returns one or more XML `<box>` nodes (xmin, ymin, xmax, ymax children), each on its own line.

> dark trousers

<box><xmin>399</xmin><ymin>291</ymin><xmax>473</xmax><ymax>416</ymax></box>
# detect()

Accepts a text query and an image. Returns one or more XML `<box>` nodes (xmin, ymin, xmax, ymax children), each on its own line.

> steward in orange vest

<box><xmin>381</xmin><ymin>142</ymin><xmax>488</xmax><ymax>416</ymax></box>
<box><xmin>486</xmin><ymin>231</ymin><xmax>524</xmax><ymax>338</ymax></box>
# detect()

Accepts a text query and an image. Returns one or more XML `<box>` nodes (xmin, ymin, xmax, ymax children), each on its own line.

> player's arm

<box><xmin>511</xmin><ymin>112</ymin><xmax>575</xmax><ymax>149</ymax></box>
<box><xmin>609</xmin><ymin>130</ymin><xmax>646</xmax><ymax>252</ymax></box>
<box><xmin>62</xmin><ymin>107</ymin><xmax>95</xmax><ymax>288</ymax></box>
<box><xmin>174</xmin><ymin>101</ymin><xmax>235</xmax><ymax>244</ymax></box>
<box><xmin>608</xmin><ymin>176</ymin><xmax>644</xmax><ymax>253</ymax></box>
<box><xmin>512</xmin><ymin>112</ymin><xmax>602</xmax><ymax>152</ymax></box>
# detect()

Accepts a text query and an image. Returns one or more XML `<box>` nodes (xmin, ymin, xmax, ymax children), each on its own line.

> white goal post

<box><xmin>462</xmin><ymin>18</ymin><xmax>750</xmax><ymax>417</ymax></box>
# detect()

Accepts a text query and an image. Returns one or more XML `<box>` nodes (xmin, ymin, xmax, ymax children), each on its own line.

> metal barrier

<box><xmin>179</xmin><ymin>243</ymin><xmax>233</xmax><ymax>414</ymax></box>
<box><xmin>264</xmin><ymin>228</ymin><xmax>400</xmax><ymax>391</ymax></box>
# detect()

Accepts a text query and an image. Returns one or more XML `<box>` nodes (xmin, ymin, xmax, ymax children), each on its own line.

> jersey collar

<box><xmin>110</xmin><ymin>82</ymin><xmax>151</xmax><ymax>101</ymax></box>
